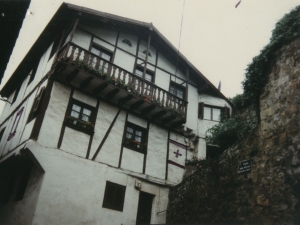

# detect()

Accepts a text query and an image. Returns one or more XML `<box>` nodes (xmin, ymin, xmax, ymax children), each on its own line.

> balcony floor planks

<box><xmin>52</xmin><ymin>62</ymin><xmax>186</xmax><ymax>128</ymax></box>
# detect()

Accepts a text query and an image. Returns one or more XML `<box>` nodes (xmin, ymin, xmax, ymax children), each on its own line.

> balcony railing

<box><xmin>52</xmin><ymin>42</ymin><xmax>188</xmax><ymax>127</ymax></box>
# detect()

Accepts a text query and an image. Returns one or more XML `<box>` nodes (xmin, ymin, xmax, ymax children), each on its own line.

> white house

<box><xmin>0</xmin><ymin>3</ymin><xmax>232</xmax><ymax>225</ymax></box>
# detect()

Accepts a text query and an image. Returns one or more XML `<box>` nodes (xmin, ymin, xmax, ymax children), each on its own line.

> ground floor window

<box><xmin>102</xmin><ymin>181</ymin><xmax>126</xmax><ymax>211</ymax></box>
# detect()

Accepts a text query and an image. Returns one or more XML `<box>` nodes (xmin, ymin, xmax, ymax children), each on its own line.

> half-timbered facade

<box><xmin>0</xmin><ymin>3</ymin><xmax>232</xmax><ymax>225</ymax></box>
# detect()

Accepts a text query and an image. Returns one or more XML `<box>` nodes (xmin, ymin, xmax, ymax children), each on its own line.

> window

<box><xmin>170</xmin><ymin>82</ymin><xmax>185</xmax><ymax>100</ymax></box>
<box><xmin>135</xmin><ymin>67</ymin><xmax>154</xmax><ymax>83</ymax></box>
<box><xmin>28</xmin><ymin>60</ymin><xmax>39</xmax><ymax>85</ymax></box>
<box><xmin>0</xmin><ymin>127</ymin><xmax>5</xmax><ymax>143</ymax></box>
<box><xmin>65</xmin><ymin>99</ymin><xmax>95</xmax><ymax>134</ymax></box>
<box><xmin>90</xmin><ymin>44</ymin><xmax>112</xmax><ymax>61</ymax></box>
<box><xmin>102</xmin><ymin>181</ymin><xmax>126</xmax><ymax>211</ymax></box>
<box><xmin>12</xmin><ymin>85</ymin><xmax>21</xmax><ymax>104</ymax></box>
<box><xmin>123</xmin><ymin>122</ymin><xmax>147</xmax><ymax>153</ymax></box>
<box><xmin>122</xmin><ymin>39</ymin><xmax>132</xmax><ymax>47</ymax></box>
<box><xmin>27</xmin><ymin>87</ymin><xmax>45</xmax><ymax>123</ymax></box>
<box><xmin>48</xmin><ymin>35</ymin><xmax>61</xmax><ymax>61</ymax></box>
<box><xmin>7</xmin><ymin>107</ymin><xmax>24</xmax><ymax>141</ymax></box>
<box><xmin>142</xmin><ymin>50</ymin><xmax>152</xmax><ymax>57</ymax></box>
<box><xmin>198</xmin><ymin>103</ymin><xmax>230</xmax><ymax>121</ymax></box>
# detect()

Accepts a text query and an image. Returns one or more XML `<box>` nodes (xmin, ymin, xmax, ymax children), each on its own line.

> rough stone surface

<box><xmin>167</xmin><ymin>38</ymin><xmax>300</xmax><ymax>225</ymax></box>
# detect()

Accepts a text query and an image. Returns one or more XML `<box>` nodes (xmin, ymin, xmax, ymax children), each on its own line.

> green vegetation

<box><xmin>206</xmin><ymin>114</ymin><xmax>257</xmax><ymax>151</ymax></box>
<box><xmin>206</xmin><ymin>5</ymin><xmax>300</xmax><ymax>150</ymax></box>
<box><xmin>243</xmin><ymin>5</ymin><xmax>300</xmax><ymax>109</ymax></box>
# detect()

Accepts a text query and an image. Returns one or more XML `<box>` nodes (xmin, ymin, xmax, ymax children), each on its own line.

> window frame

<box><xmin>12</xmin><ymin>85</ymin><xmax>21</xmax><ymax>104</ymax></box>
<box><xmin>7</xmin><ymin>107</ymin><xmax>24</xmax><ymax>141</ymax></box>
<box><xmin>27</xmin><ymin>87</ymin><xmax>45</xmax><ymax>124</ymax></box>
<box><xmin>65</xmin><ymin>99</ymin><xmax>96</xmax><ymax>135</ymax></box>
<box><xmin>89</xmin><ymin>42</ymin><xmax>113</xmax><ymax>62</ymax></box>
<box><xmin>102</xmin><ymin>181</ymin><xmax>126</xmax><ymax>212</ymax></box>
<box><xmin>134</xmin><ymin>66</ymin><xmax>155</xmax><ymax>83</ymax></box>
<box><xmin>198</xmin><ymin>103</ymin><xmax>230</xmax><ymax>121</ymax></box>
<box><xmin>123</xmin><ymin>122</ymin><xmax>147</xmax><ymax>154</ymax></box>
<box><xmin>122</xmin><ymin>39</ymin><xmax>132</xmax><ymax>47</ymax></box>
<box><xmin>169</xmin><ymin>81</ymin><xmax>185</xmax><ymax>100</ymax></box>
<box><xmin>28</xmin><ymin>60</ymin><xmax>39</xmax><ymax>85</ymax></box>
<box><xmin>0</xmin><ymin>127</ymin><xmax>5</xmax><ymax>143</ymax></box>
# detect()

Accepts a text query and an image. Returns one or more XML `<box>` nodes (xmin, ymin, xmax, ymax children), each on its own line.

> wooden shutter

<box><xmin>198</xmin><ymin>102</ymin><xmax>204</xmax><ymax>119</ymax></box>
<box><xmin>222</xmin><ymin>106</ymin><xmax>230</xmax><ymax>118</ymax></box>
<box><xmin>32</xmin><ymin>87</ymin><xmax>45</xmax><ymax>113</ymax></box>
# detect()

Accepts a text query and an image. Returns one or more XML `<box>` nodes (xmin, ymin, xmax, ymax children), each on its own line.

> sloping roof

<box><xmin>0</xmin><ymin>3</ymin><xmax>232</xmax><ymax>106</ymax></box>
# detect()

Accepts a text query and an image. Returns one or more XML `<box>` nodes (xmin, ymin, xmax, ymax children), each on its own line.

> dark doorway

<box><xmin>136</xmin><ymin>191</ymin><xmax>154</xmax><ymax>225</ymax></box>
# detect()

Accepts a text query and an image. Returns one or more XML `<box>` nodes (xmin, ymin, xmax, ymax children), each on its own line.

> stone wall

<box><xmin>166</xmin><ymin>38</ymin><xmax>300</xmax><ymax>225</ymax></box>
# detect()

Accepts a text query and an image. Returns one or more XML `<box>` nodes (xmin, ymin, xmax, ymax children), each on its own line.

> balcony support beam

<box><xmin>171</xmin><ymin>119</ymin><xmax>186</xmax><ymax>128</ymax></box>
<box><xmin>80</xmin><ymin>76</ymin><xmax>94</xmax><ymax>89</ymax></box>
<box><xmin>161</xmin><ymin>115</ymin><xmax>176</xmax><ymax>124</ymax></box>
<box><xmin>106</xmin><ymin>88</ymin><xmax>119</xmax><ymax>100</ymax></box>
<box><xmin>152</xmin><ymin>110</ymin><xmax>167</xmax><ymax>120</ymax></box>
<box><xmin>130</xmin><ymin>100</ymin><xmax>144</xmax><ymax>110</ymax></box>
<box><xmin>118</xmin><ymin>95</ymin><xmax>133</xmax><ymax>105</ymax></box>
<box><xmin>93</xmin><ymin>83</ymin><xmax>108</xmax><ymax>95</ymax></box>
<box><xmin>65</xmin><ymin>69</ymin><xmax>79</xmax><ymax>83</ymax></box>
<box><xmin>141</xmin><ymin>105</ymin><xmax>156</xmax><ymax>116</ymax></box>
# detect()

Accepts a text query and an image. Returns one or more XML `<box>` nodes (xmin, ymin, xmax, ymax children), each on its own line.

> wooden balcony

<box><xmin>51</xmin><ymin>42</ymin><xmax>187</xmax><ymax>128</ymax></box>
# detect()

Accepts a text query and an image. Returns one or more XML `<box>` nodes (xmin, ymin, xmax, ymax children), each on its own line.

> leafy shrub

<box><xmin>242</xmin><ymin>5</ymin><xmax>300</xmax><ymax>114</ymax></box>
<box><xmin>206</xmin><ymin>115</ymin><xmax>256</xmax><ymax>151</ymax></box>
<box><xmin>229</xmin><ymin>94</ymin><xmax>247</xmax><ymax>110</ymax></box>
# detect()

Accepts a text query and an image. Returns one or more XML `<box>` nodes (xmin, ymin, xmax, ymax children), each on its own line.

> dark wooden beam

<box><xmin>161</xmin><ymin>115</ymin><xmax>176</xmax><ymax>124</ymax></box>
<box><xmin>118</xmin><ymin>95</ymin><xmax>133</xmax><ymax>105</ymax></box>
<box><xmin>152</xmin><ymin>110</ymin><xmax>167</xmax><ymax>120</ymax></box>
<box><xmin>80</xmin><ymin>76</ymin><xmax>94</xmax><ymax>89</ymax></box>
<box><xmin>106</xmin><ymin>88</ymin><xmax>119</xmax><ymax>100</ymax></box>
<box><xmin>141</xmin><ymin>105</ymin><xmax>156</xmax><ymax>116</ymax></box>
<box><xmin>65</xmin><ymin>69</ymin><xmax>79</xmax><ymax>83</ymax></box>
<box><xmin>93</xmin><ymin>83</ymin><xmax>108</xmax><ymax>95</ymax></box>
<box><xmin>171</xmin><ymin>119</ymin><xmax>186</xmax><ymax>128</ymax></box>
<box><xmin>130</xmin><ymin>100</ymin><xmax>144</xmax><ymax>110</ymax></box>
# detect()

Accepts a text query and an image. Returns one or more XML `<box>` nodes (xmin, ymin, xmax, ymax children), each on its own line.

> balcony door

<box><xmin>136</xmin><ymin>192</ymin><xmax>154</xmax><ymax>225</ymax></box>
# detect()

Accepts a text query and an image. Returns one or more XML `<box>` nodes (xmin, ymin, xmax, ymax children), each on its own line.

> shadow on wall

<box><xmin>0</xmin><ymin>150</ymin><xmax>45</xmax><ymax>225</ymax></box>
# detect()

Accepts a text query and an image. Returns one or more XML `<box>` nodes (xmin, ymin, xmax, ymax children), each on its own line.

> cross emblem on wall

<box><xmin>173</xmin><ymin>149</ymin><xmax>182</xmax><ymax>158</ymax></box>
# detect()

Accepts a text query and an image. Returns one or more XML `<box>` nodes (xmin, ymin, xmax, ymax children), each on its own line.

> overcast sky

<box><xmin>2</xmin><ymin>0</ymin><xmax>300</xmax><ymax>100</ymax></box>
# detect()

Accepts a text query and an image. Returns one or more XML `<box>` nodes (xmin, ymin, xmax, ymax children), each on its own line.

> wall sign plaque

<box><xmin>238</xmin><ymin>160</ymin><xmax>252</xmax><ymax>174</ymax></box>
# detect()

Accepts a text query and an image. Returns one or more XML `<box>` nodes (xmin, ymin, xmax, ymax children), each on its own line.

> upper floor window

<box><xmin>27</xmin><ymin>87</ymin><xmax>45</xmax><ymax>123</ymax></box>
<box><xmin>198</xmin><ymin>103</ymin><xmax>230</xmax><ymax>121</ymax></box>
<box><xmin>90</xmin><ymin>44</ymin><xmax>112</xmax><ymax>62</ymax></box>
<box><xmin>28</xmin><ymin>60</ymin><xmax>39</xmax><ymax>85</ymax></box>
<box><xmin>0</xmin><ymin>127</ymin><xmax>5</xmax><ymax>143</ymax></box>
<box><xmin>142</xmin><ymin>50</ymin><xmax>152</xmax><ymax>57</ymax></box>
<box><xmin>123</xmin><ymin>122</ymin><xmax>147</xmax><ymax>153</ymax></box>
<box><xmin>7</xmin><ymin>107</ymin><xmax>24</xmax><ymax>141</ymax></box>
<box><xmin>11</xmin><ymin>85</ymin><xmax>21</xmax><ymax>104</ymax></box>
<box><xmin>65</xmin><ymin>99</ymin><xmax>95</xmax><ymax>134</ymax></box>
<box><xmin>170</xmin><ymin>82</ymin><xmax>185</xmax><ymax>100</ymax></box>
<box><xmin>135</xmin><ymin>67</ymin><xmax>154</xmax><ymax>83</ymax></box>
<box><xmin>122</xmin><ymin>39</ymin><xmax>132</xmax><ymax>47</ymax></box>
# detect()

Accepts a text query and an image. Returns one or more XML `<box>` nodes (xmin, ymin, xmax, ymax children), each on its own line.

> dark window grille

<box><xmin>102</xmin><ymin>181</ymin><xmax>126</xmax><ymax>211</ymax></box>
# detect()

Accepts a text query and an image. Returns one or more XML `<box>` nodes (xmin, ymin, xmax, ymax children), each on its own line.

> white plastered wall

<box><xmin>117</xmin><ymin>32</ymin><xmax>138</xmax><ymax>55</ymax></box>
<box><xmin>25</xmin><ymin>142</ymin><xmax>169</xmax><ymax>225</ymax></box>
<box><xmin>38</xmin><ymin>82</ymin><xmax>70</xmax><ymax>148</ymax></box>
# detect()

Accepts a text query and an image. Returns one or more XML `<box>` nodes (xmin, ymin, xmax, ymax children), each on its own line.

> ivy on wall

<box><xmin>242</xmin><ymin>5</ymin><xmax>300</xmax><ymax>110</ymax></box>
<box><xmin>205</xmin><ymin>5</ymin><xmax>300</xmax><ymax>149</ymax></box>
